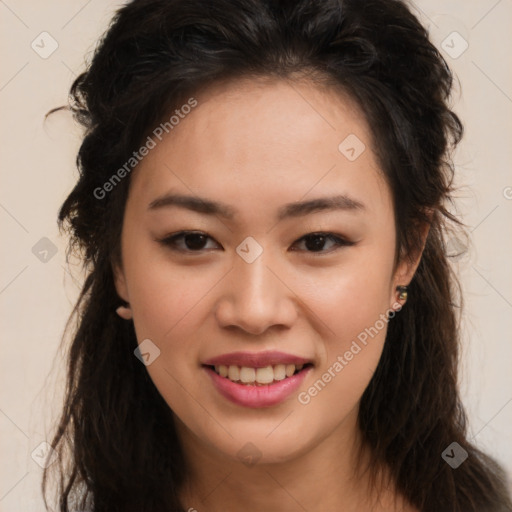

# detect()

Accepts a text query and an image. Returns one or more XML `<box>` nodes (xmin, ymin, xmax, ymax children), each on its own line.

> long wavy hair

<box><xmin>43</xmin><ymin>0</ymin><xmax>512</xmax><ymax>511</ymax></box>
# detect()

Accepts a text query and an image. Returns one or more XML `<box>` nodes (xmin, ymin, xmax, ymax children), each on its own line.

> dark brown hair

<box><xmin>44</xmin><ymin>0</ymin><xmax>512</xmax><ymax>511</ymax></box>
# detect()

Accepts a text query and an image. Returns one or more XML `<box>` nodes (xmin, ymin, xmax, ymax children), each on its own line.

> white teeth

<box><xmin>256</xmin><ymin>366</ymin><xmax>274</xmax><ymax>384</ymax></box>
<box><xmin>213</xmin><ymin>363</ymin><xmax>308</xmax><ymax>384</ymax></box>
<box><xmin>285</xmin><ymin>364</ymin><xmax>296</xmax><ymax>378</ymax></box>
<box><xmin>228</xmin><ymin>365</ymin><xmax>240</xmax><ymax>381</ymax></box>
<box><xmin>273</xmin><ymin>364</ymin><xmax>286</xmax><ymax>381</ymax></box>
<box><xmin>240</xmin><ymin>367</ymin><xmax>256</xmax><ymax>383</ymax></box>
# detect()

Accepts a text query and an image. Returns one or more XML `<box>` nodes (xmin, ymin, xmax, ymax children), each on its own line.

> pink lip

<box><xmin>202</xmin><ymin>350</ymin><xmax>312</xmax><ymax>368</ymax></box>
<box><xmin>204</xmin><ymin>365</ymin><xmax>312</xmax><ymax>408</ymax></box>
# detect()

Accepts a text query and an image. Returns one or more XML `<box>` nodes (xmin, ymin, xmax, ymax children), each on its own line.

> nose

<box><xmin>214</xmin><ymin>252</ymin><xmax>298</xmax><ymax>335</ymax></box>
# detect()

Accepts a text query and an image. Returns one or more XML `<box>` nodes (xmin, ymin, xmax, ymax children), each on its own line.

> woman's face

<box><xmin>115</xmin><ymin>78</ymin><xmax>414</xmax><ymax>466</ymax></box>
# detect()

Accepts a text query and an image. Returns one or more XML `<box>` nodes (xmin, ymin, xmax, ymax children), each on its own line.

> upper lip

<box><xmin>202</xmin><ymin>350</ymin><xmax>313</xmax><ymax>368</ymax></box>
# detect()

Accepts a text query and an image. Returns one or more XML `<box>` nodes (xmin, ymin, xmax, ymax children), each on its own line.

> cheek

<box><xmin>124</xmin><ymin>243</ymin><xmax>222</xmax><ymax>341</ymax></box>
<box><xmin>124</xmin><ymin>258</ymin><xmax>217</xmax><ymax>413</ymax></box>
<box><xmin>295</xmin><ymin>250</ymin><xmax>395</xmax><ymax>411</ymax></box>
<box><xmin>121</xmin><ymin>240</ymin><xmax>235</xmax><ymax>401</ymax></box>
<box><xmin>295</xmin><ymin>304</ymin><xmax>390</xmax><ymax>439</ymax></box>
<box><xmin>298</xmin><ymin>245</ymin><xmax>395</xmax><ymax>345</ymax></box>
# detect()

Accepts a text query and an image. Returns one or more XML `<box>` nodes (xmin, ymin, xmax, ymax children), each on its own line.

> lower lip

<box><xmin>203</xmin><ymin>366</ymin><xmax>312</xmax><ymax>408</ymax></box>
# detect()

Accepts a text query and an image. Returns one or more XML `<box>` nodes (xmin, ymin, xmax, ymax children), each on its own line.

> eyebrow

<box><xmin>148</xmin><ymin>192</ymin><xmax>365</xmax><ymax>220</ymax></box>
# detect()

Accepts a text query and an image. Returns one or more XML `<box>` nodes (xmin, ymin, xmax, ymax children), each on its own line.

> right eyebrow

<box><xmin>276</xmin><ymin>194</ymin><xmax>365</xmax><ymax>220</ymax></box>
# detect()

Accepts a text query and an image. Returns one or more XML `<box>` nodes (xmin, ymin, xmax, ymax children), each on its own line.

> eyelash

<box><xmin>157</xmin><ymin>230</ymin><xmax>355</xmax><ymax>255</ymax></box>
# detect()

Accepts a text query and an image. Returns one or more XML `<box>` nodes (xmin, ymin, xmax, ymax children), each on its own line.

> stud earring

<box><xmin>396</xmin><ymin>285</ymin><xmax>408</xmax><ymax>302</ymax></box>
<box><xmin>116</xmin><ymin>303</ymin><xmax>133</xmax><ymax>320</ymax></box>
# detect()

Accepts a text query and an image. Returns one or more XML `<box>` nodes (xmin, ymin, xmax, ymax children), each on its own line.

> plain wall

<box><xmin>1</xmin><ymin>0</ymin><xmax>511</xmax><ymax>509</ymax></box>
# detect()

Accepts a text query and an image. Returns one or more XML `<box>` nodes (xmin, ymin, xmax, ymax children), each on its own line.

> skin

<box><xmin>114</xmin><ymin>77</ymin><xmax>425</xmax><ymax>512</ymax></box>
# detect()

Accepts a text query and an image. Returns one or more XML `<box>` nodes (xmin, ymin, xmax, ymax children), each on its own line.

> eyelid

<box><xmin>289</xmin><ymin>232</ymin><xmax>355</xmax><ymax>254</ymax></box>
<box><xmin>157</xmin><ymin>230</ymin><xmax>222</xmax><ymax>253</ymax></box>
<box><xmin>157</xmin><ymin>230</ymin><xmax>355</xmax><ymax>254</ymax></box>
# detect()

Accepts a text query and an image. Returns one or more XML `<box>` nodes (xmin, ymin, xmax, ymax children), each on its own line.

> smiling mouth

<box><xmin>205</xmin><ymin>363</ymin><xmax>314</xmax><ymax>386</ymax></box>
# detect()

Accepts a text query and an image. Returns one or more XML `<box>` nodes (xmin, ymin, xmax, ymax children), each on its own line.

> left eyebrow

<box><xmin>147</xmin><ymin>193</ymin><xmax>365</xmax><ymax>220</ymax></box>
<box><xmin>276</xmin><ymin>195</ymin><xmax>365</xmax><ymax>220</ymax></box>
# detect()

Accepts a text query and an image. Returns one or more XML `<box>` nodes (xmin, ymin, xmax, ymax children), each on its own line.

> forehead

<box><xmin>128</xmin><ymin>77</ymin><xmax>391</xmax><ymax>221</ymax></box>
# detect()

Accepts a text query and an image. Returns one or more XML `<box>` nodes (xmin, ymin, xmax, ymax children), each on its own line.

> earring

<box><xmin>116</xmin><ymin>303</ymin><xmax>133</xmax><ymax>320</ymax></box>
<box><xmin>396</xmin><ymin>285</ymin><xmax>408</xmax><ymax>302</ymax></box>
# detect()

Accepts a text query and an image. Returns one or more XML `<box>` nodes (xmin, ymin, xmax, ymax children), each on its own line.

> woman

<box><xmin>43</xmin><ymin>0</ymin><xmax>512</xmax><ymax>511</ymax></box>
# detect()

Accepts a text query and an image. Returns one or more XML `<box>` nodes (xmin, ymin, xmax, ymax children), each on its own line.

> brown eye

<box><xmin>159</xmin><ymin>231</ymin><xmax>221</xmax><ymax>252</ymax></box>
<box><xmin>181</xmin><ymin>233</ymin><xmax>208</xmax><ymax>250</ymax></box>
<box><xmin>291</xmin><ymin>233</ymin><xmax>354</xmax><ymax>253</ymax></box>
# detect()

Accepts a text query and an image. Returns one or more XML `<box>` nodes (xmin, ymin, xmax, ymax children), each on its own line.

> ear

<box><xmin>112</xmin><ymin>260</ymin><xmax>130</xmax><ymax>303</ymax></box>
<box><xmin>112</xmin><ymin>261</ymin><xmax>133</xmax><ymax>320</ymax></box>
<box><xmin>390</xmin><ymin>216</ymin><xmax>431</xmax><ymax>305</ymax></box>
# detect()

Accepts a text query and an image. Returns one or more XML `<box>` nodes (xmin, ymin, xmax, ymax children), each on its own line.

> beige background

<box><xmin>1</xmin><ymin>0</ymin><xmax>511</xmax><ymax>509</ymax></box>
